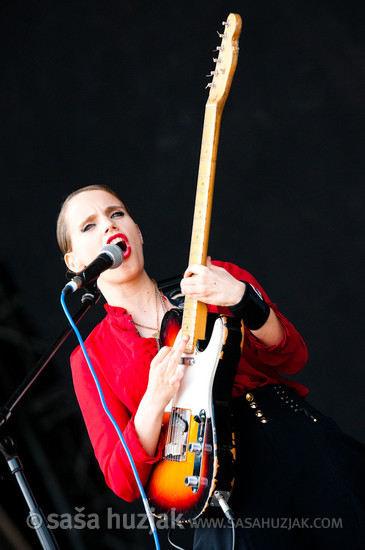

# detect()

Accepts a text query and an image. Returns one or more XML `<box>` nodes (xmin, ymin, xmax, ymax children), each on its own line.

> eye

<box><xmin>111</xmin><ymin>210</ymin><xmax>125</xmax><ymax>218</ymax></box>
<box><xmin>81</xmin><ymin>223</ymin><xmax>95</xmax><ymax>232</ymax></box>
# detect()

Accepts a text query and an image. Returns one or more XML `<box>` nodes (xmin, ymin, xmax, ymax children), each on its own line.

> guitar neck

<box><xmin>182</xmin><ymin>104</ymin><xmax>222</xmax><ymax>353</ymax></box>
<box><xmin>189</xmin><ymin>104</ymin><xmax>222</xmax><ymax>268</ymax></box>
<box><xmin>181</xmin><ymin>13</ymin><xmax>242</xmax><ymax>355</ymax></box>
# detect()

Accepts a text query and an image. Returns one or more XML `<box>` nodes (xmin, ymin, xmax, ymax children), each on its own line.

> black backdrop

<box><xmin>0</xmin><ymin>1</ymin><xmax>364</xmax><ymax>549</ymax></box>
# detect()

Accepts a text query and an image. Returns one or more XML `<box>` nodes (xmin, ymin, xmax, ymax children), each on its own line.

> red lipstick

<box><xmin>107</xmin><ymin>233</ymin><xmax>131</xmax><ymax>259</ymax></box>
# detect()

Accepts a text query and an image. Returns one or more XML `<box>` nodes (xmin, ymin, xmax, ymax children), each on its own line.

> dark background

<box><xmin>0</xmin><ymin>1</ymin><xmax>364</xmax><ymax>549</ymax></box>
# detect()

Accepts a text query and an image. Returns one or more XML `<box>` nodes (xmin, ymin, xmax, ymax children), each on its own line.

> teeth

<box><xmin>110</xmin><ymin>237</ymin><xmax>125</xmax><ymax>245</ymax></box>
<box><xmin>109</xmin><ymin>236</ymin><xmax>127</xmax><ymax>252</ymax></box>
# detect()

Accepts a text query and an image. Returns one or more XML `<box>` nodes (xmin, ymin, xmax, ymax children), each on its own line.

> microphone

<box><xmin>62</xmin><ymin>243</ymin><xmax>124</xmax><ymax>294</ymax></box>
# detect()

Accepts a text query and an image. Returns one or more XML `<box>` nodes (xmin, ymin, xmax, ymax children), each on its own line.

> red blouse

<box><xmin>70</xmin><ymin>261</ymin><xmax>308</xmax><ymax>502</ymax></box>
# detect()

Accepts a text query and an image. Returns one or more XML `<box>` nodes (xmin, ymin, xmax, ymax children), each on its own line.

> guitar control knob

<box><xmin>188</xmin><ymin>442</ymin><xmax>202</xmax><ymax>454</ymax></box>
<box><xmin>185</xmin><ymin>476</ymin><xmax>199</xmax><ymax>488</ymax></box>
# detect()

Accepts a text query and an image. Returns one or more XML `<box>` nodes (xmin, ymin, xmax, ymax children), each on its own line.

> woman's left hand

<box><xmin>181</xmin><ymin>257</ymin><xmax>245</xmax><ymax>307</ymax></box>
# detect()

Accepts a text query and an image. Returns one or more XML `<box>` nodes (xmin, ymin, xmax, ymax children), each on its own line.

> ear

<box><xmin>136</xmin><ymin>224</ymin><xmax>144</xmax><ymax>244</ymax></box>
<box><xmin>64</xmin><ymin>251</ymin><xmax>85</xmax><ymax>274</ymax></box>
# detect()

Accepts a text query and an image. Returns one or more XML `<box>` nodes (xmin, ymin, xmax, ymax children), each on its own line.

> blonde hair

<box><xmin>56</xmin><ymin>185</ymin><xmax>132</xmax><ymax>255</ymax></box>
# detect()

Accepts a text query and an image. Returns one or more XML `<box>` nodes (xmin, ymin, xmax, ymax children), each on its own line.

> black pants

<box><xmin>193</xmin><ymin>384</ymin><xmax>365</xmax><ymax>550</ymax></box>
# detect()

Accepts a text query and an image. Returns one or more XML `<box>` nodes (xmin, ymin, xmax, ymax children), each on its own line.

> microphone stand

<box><xmin>0</xmin><ymin>287</ymin><xmax>100</xmax><ymax>550</ymax></box>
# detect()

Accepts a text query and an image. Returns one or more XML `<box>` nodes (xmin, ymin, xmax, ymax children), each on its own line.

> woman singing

<box><xmin>57</xmin><ymin>184</ymin><xmax>365</xmax><ymax>549</ymax></box>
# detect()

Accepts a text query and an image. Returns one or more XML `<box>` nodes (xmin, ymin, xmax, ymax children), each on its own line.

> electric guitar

<box><xmin>146</xmin><ymin>13</ymin><xmax>243</xmax><ymax>523</ymax></box>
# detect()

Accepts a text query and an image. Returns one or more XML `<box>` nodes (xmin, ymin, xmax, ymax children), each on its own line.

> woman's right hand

<box><xmin>134</xmin><ymin>332</ymin><xmax>189</xmax><ymax>457</ymax></box>
<box><xmin>145</xmin><ymin>332</ymin><xmax>189</xmax><ymax>410</ymax></box>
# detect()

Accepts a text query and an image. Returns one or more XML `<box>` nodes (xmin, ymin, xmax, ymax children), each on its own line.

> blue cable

<box><xmin>60</xmin><ymin>291</ymin><xmax>160</xmax><ymax>550</ymax></box>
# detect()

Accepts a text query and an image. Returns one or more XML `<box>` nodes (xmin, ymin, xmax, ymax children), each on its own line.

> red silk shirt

<box><xmin>70</xmin><ymin>261</ymin><xmax>308</xmax><ymax>502</ymax></box>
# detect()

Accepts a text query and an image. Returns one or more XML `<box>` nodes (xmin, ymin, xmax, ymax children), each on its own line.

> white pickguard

<box><xmin>165</xmin><ymin>317</ymin><xmax>224</xmax><ymax>418</ymax></box>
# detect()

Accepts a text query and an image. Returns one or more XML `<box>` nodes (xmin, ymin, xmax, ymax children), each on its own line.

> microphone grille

<box><xmin>99</xmin><ymin>243</ymin><xmax>124</xmax><ymax>268</ymax></box>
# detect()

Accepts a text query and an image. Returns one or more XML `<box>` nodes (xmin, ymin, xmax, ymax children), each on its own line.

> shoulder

<box><xmin>211</xmin><ymin>260</ymin><xmax>256</xmax><ymax>283</ymax></box>
<box><xmin>70</xmin><ymin>315</ymin><xmax>108</xmax><ymax>368</ymax></box>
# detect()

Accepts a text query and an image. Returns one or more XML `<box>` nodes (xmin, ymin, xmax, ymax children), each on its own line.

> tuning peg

<box><xmin>216</xmin><ymin>30</ymin><xmax>227</xmax><ymax>39</ymax></box>
<box><xmin>222</xmin><ymin>20</ymin><xmax>230</xmax><ymax>27</ymax></box>
<box><xmin>212</xmin><ymin>45</ymin><xmax>224</xmax><ymax>53</ymax></box>
<box><xmin>205</xmin><ymin>70</ymin><xmax>219</xmax><ymax>77</ymax></box>
<box><xmin>205</xmin><ymin>83</ymin><xmax>212</xmax><ymax>89</ymax></box>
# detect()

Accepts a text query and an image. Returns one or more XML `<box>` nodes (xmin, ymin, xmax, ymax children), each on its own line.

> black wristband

<box><xmin>228</xmin><ymin>282</ymin><xmax>270</xmax><ymax>330</ymax></box>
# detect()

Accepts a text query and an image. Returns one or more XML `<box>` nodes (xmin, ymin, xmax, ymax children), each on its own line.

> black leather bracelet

<box><xmin>228</xmin><ymin>281</ymin><xmax>270</xmax><ymax>330</ymax></box>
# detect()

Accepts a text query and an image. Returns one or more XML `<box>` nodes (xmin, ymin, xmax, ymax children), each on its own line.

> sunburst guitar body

<box><xmin>146</xmin><ymin>13</ymin><xmax>243</xmax><ymax>522</ymax></box>
<box><xmin>147</xmin><ymin>310</ymin><xmax>244</xmax><ymax>522</ymax></box>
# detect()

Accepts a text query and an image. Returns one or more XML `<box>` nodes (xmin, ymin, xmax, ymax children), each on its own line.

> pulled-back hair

<box><xmin>56</xmin><ymin>184</ymin><xmax>132</xmax><ymax>255</ymax></box>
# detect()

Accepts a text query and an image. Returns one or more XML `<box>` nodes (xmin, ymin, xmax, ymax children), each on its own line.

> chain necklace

<box><xmin>133</xmin><ymin>280</ymin><xmax>167</xmax><ymax>339</ymax></box>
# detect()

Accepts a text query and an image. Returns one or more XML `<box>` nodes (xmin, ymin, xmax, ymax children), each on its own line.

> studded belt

<box><xmin>244</xmin><ymin>384</ymin><xmax>318</xmax><ymax>425</ymax></box>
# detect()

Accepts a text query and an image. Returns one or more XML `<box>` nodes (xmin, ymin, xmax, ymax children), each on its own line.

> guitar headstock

<box><xmin>206</xmin><ymin>13</ymin><xmax>242</xmax><ymax>111</ymax></box>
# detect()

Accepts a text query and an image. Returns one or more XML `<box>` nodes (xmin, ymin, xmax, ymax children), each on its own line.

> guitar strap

<box><xmin>157</xmin><ymin>274</ymin><xmax>184</xmax><ymax>309</ymax></box>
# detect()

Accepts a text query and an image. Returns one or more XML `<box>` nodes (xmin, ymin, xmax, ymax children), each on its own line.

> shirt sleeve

<box><xmin>70</xmin><ymin>346</ymin><xmax>163</xmax><ymax>502</ymax></box>
<box><xmin>244</xmin><ymin>302</ymin><xmax>308</xmax><ymax>375</ymax></box>
<box><xmin>211</xmin><ymin>261</ymin><xmax>308</xmax><ymax>376</ymax></box>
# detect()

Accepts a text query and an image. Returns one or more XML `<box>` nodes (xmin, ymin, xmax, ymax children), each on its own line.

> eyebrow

<box><xmin>79</xmin><ymin>204</ymin><xmax>125</xmax><ymax>230</ymax></box>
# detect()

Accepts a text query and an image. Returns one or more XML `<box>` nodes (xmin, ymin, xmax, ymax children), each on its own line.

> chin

<box><xmin>101</xmin><ymin>263</ymin><xmax>144</xmax><ymax>286</ymax></box>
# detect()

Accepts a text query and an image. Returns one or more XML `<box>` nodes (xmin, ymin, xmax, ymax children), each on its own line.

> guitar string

<box><xmin>172</xmin><ymin>408</ymin><xmax>177</xmax><ymax>460</ymax></box>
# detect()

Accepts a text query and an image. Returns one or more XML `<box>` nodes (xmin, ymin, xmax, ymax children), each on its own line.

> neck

<box><xmin>99</xmin><ymin>270</ymin><xmax>156</xmax><ymax>317</ymax></box>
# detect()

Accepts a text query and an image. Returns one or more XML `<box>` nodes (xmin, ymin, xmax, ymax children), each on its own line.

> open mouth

<box><xmin>107</xmin><ymin>233</ymin><xmax>131</xmax><ymax>259</ymax></box>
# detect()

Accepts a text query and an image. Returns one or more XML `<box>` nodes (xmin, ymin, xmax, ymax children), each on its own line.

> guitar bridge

<box><xmin>164</xmin><ymin>408</ymin><xmax>191</xmax><ymax>461</ymax></box>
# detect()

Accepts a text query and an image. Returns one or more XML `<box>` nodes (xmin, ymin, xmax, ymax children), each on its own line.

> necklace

<box><xmin>133</xmin><ymin>280</ymin><xmax>167</xmax><ymax>338</ymax></box>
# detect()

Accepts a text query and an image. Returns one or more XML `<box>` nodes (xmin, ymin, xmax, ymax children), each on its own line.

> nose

<box><xmin>104</xmin><ymin>218</ymin><xmax>118</xmax><ymax>234</ymax></box>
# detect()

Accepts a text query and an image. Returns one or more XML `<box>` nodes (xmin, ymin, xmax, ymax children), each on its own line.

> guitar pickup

<box><xmin>179</xmin><ymin>355</ymin><xmax>195</xmax><ymax>366</ymax></box>
<box><xmin>164</xmin><ymin>408</ymin><xmax>191</xmax><ymax>461</ymax></box>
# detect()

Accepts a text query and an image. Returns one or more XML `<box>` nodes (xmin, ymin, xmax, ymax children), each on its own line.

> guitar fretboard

<box><xmin>182</xmin><ymin>104</ymin><xmax>222</xmax><ymax>353</ymax></box>
<box><xmin>181</xmin><ymin>13</ymin><xmax>241</xmax><ymax>354</ymax></box>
